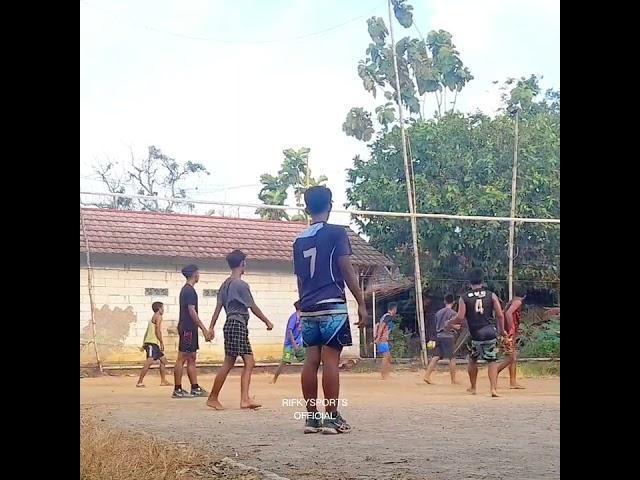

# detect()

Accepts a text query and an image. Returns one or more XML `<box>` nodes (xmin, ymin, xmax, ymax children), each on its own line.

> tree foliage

<box><xmin>343</xmin><ymin>1</ymin><xmax>473</xmax><ymax>142</ymax></box>
<box><xmin>92</xmin><ymin>146</ymin><xmax>209</xmax><ymax>212</ymax></box>
<box><xmin>256</xmin><ymin>148</ymin><xmax>328</xmax><ymax>221</ymax></box>
<box><xmin>346</xmin><ymin>78</ymin><xmax>560</xmax><ymax>296</ymax></box>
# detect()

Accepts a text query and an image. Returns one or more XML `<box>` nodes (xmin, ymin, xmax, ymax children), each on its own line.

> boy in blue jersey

<box><xmin>271</xmin><ymin>301</ymin><xmax>305</xmax><ymax>384</ymax></box>
<box><xmin>293</xmin><ymin>186</ymin><xmax>367</xmax><ymax>434</ymax></box>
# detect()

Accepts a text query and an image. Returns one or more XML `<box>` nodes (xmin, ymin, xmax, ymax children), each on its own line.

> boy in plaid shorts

<box><xmin>206</xmin><ymin>250</ymin><xmax>274</xmax><ymax>410</ymax></box>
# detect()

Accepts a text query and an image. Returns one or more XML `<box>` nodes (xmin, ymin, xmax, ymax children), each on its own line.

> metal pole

<box><xmin>387</xmin><ymin>0</ymin><xmax>428</xmax><ymax>366</ymax></box>
<box><xmin>372</xmin><ymin>291</ymin><xmax>377</xmax><ymax>359</ymax></box>
<box><xmin>508</xmin><ymin>110</ymin><xmax>519</xmax><ymax>300</ymax></box>
<box><xmin>80</xmin><ymin>205</ymin><xmax>103</xmax><ymax>373</ymax></box>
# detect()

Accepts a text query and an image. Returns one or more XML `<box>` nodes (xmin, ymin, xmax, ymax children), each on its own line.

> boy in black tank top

<box><xmin>446</xmin><ymin>268</ymin><xmax>506</xmax><ymax>397</ymax></box>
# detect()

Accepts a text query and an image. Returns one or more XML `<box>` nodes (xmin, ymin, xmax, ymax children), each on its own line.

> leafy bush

<box><xmin>519</xmin><ymin>317</ymin><xmax>560</xmax><ymax>358</ymax></box>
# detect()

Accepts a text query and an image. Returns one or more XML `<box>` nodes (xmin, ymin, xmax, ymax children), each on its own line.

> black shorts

<box><xmin>223</xmin><ymin>316</ymin><xmax>253</xmax><ymax>358</ymax></box>
<box><xmin>178</xmin><ymin>329</ymin><xmax>199</xmax><ymax>353</ymax></box>
<box><xmin>434</xmin><ymin>336</ymin><xmax>455</xmax><ymax>359</ymax></box>
<box><xmin>143</xmin><ymin>343</ymin><xmax>164</xmax><ymax>361</ymax></box>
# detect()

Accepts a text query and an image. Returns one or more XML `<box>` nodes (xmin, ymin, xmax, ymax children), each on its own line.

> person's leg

<box><xmin>449</xmin><ymin>358</ymin><xmax>459</xmax><ymax>384</ymax></box>
<box><xmin>467</xmin><ymin>358</ymin><xmax>478</xmax><ymax>394</ymax></box>
<box><xmin>509</xmin><ymin>351</ymin><xmax>524</xmax><ymax>388</ymax></box>
<box><xmin>240</xmin><ymin>354</ymin><xmax>260</xmax><ymax>409</ymax></box>
<box><xmin>382</xmin><ymin>352</ymin><xmax>392</xmax><ymax>379</ymax></box>
<box><xmin>301</xmin><ymin>346</ymin><xmax>321</xmax><ymax>413</ymax></box>
<box><xmin>185</xmin><ymin>353</ymin><xmax>199</xmax><ymax>388</ymax></box>
<box><xmin>488</xmin><ymin>360</ymin><xmax>499</xmax><ymax>397</ymax></box>
<box><xmin>271</xmin><ymin>362</ymin><xmax>286</xmax><ymax>384</ymax></box>
<box><xmin>137</xmin><ymin>358</ymin><xmax>154</xmax><ymax>386</ymax></box>
<box><xmin>321</xmin><ymin>345</ymin><xmax>341</xmax><ymax>415</ymax></box>
<box><xmin>498</xmin><ymin>354</ymin><xmax>514</xmax><ymax>374</ymax></box>
<box><xmin>207</xmin><ymin>355</ymin><xmax>235</xmax><ymax>409</ymax></box>
<box><xmin>173</xmin><ymin>352</ymin><xmax>186</xmax><ymax>389</ymax></box>
<box><xmin>158</xmin><ymin>356</ymin><xmax>170</xmax><ymax>385</ymax></box>
<box><xmin>423</xmin><ymin>355</ymin><xmax>441</xmax><ymax>384</ymax></box>
<box><xmin>481</xmin><ymin>339</ymin><xmax>499</xmax><ymax>397</ymax></box>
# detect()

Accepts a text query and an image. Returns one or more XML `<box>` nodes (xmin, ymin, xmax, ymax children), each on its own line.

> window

<box><xmin>145</xmin><ymin>288</ymin><xmax>168</xmax><ymax>296</ymax></box>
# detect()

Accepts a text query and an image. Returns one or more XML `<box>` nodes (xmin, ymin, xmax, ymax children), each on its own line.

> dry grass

<box><xmin>80</xmin><ymin>410</ymin><xmax>260</xmax><ymax>480</ymax></box>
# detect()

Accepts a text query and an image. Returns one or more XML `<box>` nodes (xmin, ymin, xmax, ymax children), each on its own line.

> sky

<box><xmin>80</xmin><ymin>0</ymin><xmax>560</xmax><ymax>225</ymax></box>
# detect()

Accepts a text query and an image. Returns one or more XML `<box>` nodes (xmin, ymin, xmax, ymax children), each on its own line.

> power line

<box><xmin>81</xmin><ymin>1</ymin><xmax>385</xmax><ymax>45</ymax></box>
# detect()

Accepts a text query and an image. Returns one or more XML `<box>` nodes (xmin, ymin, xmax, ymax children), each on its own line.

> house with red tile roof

<box><xmin>80</xmin><ymin>208</ymin><xmax>408</xmax><ymax>365</ymax></box>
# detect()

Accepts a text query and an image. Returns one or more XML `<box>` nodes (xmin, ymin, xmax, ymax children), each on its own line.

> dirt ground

<box><xmin>80</xmin><ymin>369</ymin><xmax>559</xmax><ymax>480</ymax></box>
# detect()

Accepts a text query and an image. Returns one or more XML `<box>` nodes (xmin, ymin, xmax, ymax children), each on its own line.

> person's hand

<box><xmin>354</xmin><ymin>304</ymin><xmax>367</xmax><ymax>328</ymax></box>
<box><xmin>265</xmin><ymin>320</ymin><xmax>274</xmax><ymax>331</ymax></box>
<box><xmin>293</xmin><ymin>343</ymin><xmax>301</xmax><ymax>352</ymax></box>
<box><xmin>139</xmin><ymin>346</ymin><xmax>145</xmax><ymax>352</ymax></box>
<box><xmin>206</xmin><ymin>330</ymin><xmax>215</xmax><ymax>342</ymax></box>
<box><xmin>160</xmin><ymin>343</ymin><xmax>165</xmax><ymax>352</ymax></box>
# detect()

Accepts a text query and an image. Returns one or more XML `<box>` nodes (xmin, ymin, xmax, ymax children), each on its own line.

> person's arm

<box><xmin>446</xmin><ymin>298</ymin><xmax>466</xmax><ymax>329</ymax></box>
<box><xmin>504</xmin><ymin>298</ymin><xmax>522</xmax><ymax>334</ymax></box>
<box><xmin>339</xmin><ymin>255</ymin><xmax>367</xmax><ymax>328</ymax></box>
<box><xmin>492</xmin><ymin>293</ymin><xmax>506</xmax><ymax>336</ymax></box>
<box><xmin>188</xmin><ymin>305</ymin><xmax>209</xmax><ymax>337</ymax></box>
<box><xmin>234</xmin><ymin>280</ymin><xmax>273</xmax><ymax>330</ymax></box>
<box><xmin>207</xmin><ymin>300</ymin><xmax>223</xmax><ymax>341</ymax></box>
<box><xmin>250</xmin><ymin>304</ymin><xmax>274</xmax><ymax>330</ymax></box>
<box><xmin>154</xmin><ymin>314</ymin><xmax>164</xmax><ymax>351</ymax></box>
<box><xmin>287</xmin><ymin>328</ymin><xmax>299</xmax><ymax>350</ymax></box>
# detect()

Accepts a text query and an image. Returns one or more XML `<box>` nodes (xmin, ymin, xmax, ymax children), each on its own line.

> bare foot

<box><xmin>423</xmin><ymin>377</ymin><xmax>433</xmax><ymax>384</ymax></box>
<box><xmin>160</xmin><ymin>381</ymin><xmax>171</xmax><ymax>386</ymax></box>
<box><xmin>206</xmin><ymin>399</ymin><xmax>225</xmax><ymax>410</ymax></box>
<box><xmin>491</xmin><ymin>390</ymin><xmax>500</xmax><ymax>397</ymax></box>
<box><xmin>466</xmin><ymin>387</ymin><xmax>476</xmax><ymax>395</ymax></box>
<box><xmin>510</xmin><ymin>384</ymin><xmax>525</xmax><ymax>389</ymax></box>
<box><xmin>136</xmin><ymin>383</ymin><xmax>145</xmax><ymax>388</ymax></box>
<box><xmin>270</xmin><ymin>378</ymin><xmax>278</xmax><ymax>384</ymax></box>
<box><xmin>240</xmin><ymin>400</ymin><xmax>262</xmax><ymax>410</ymax></box>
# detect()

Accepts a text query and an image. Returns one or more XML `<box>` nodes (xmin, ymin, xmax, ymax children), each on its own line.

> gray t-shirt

<box><xmin>435</xmin><ymin>306</ymin><xmax>457</xmax><ymax>338</ymax></box>
<box><xmin>218</xmin><ymin>278</ymin><xmax>255</xmax><ymax>322</ymax></box>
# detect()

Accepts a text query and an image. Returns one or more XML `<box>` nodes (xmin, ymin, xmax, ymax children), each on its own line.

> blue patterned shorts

<box><xmin>302</xmin><ymin>313</ymin><xmax>352</xmax><ymax>352</ymax></box>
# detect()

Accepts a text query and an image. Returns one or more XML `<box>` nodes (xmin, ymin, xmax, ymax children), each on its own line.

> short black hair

<box><xmin>294</xmin><ymin>300</ymin><xmax>300</xmax><ymax>310</ymax></box>
<box><xmin>151</xmin><ymin>301</ymin><xmax>163</xmax><ymax>313</ymax></box>
<box><xmin>226</xmin><ymin>249</ymin><xmax>247</xmax><ymax>269</ymax></box>
<box><xmin>304</xmin><ymin>185</ymin><xmax>332</xmax><ymax>215</ymax></box>
<box><xmin>444</xmin><ymin>294</ymin><xmax>455</xmax><ymax>304</ymax></box>
<box><xmin>181</xmin><ymin>264</ymin><xmax>199</xmax><ymax>279</ymax></box>
<box><xmin>388</xmin><ymin>302</ymin><xmax>398</xmax><ymax>311</ymax></box>
<box><xmin>468</xmin><ymin>268</ymin><xmax>484</xmax><ymax>285</ymax></box>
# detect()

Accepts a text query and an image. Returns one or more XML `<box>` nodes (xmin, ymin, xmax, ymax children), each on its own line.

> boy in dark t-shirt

<box><xmin>172</xmin><ymin>264</ymin><xmax>210</xmax><ymax>399</ymax></box>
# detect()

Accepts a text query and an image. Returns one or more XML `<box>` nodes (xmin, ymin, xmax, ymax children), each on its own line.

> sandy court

<box><xmin>80</xmin><ymin>370</ymin><xmax>559</xmax><ymax>480</ymax></box>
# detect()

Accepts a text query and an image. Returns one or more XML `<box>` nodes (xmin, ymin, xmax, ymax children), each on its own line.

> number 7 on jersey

<box><xmin>303</xmin><ymin>247</ymin><xmax>317</xmax><ymax>278</ymax></box>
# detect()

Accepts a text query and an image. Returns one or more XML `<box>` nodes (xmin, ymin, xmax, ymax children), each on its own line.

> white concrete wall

<box><xmin>80</xmin><ymin>255</ymin><xmax>360</xmax><ymax>364</ymax></box>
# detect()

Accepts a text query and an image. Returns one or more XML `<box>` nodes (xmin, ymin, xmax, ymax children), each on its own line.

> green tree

<box><xmin>256</xmin><ymin>148</ymin><xmax>328</xmax><ymax>221</ymax></box>
<box><xmin>346</xmin><ymin>79</ymin><xmax>559</xmax><ymax>295</ymax></box>
<box><xmin>92</xmin><ymin>146</ymin><xmax>209</xmax><ymax>212</ymax></box>
<box><xmin>343</xmin><ymin>1</ymin><xmax>473</xmax><ymax>141</ymax></box>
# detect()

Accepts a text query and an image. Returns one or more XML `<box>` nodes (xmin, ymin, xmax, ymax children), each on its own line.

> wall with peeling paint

<box><xmin>80</xmin><ymin>254</ymin><xmax>360</xmax><ymax>365</ymax></box>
